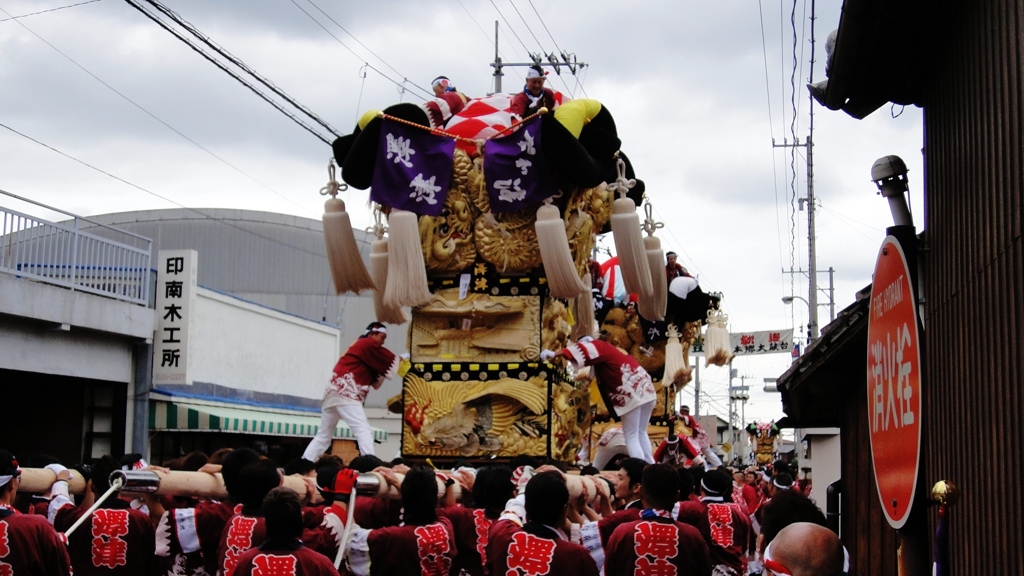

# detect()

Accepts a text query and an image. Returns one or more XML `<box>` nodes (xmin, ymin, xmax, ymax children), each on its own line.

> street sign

<box><xmin>866</xmin><ymin>236</ymin><xmax>922</xmax><ymax>529</ymax></box>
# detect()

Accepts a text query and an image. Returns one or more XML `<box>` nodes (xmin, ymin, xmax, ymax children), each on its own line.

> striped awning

<box><xmin>149</xmin><ymin>400</ymin><xmax>387</xmax><ymax>443</ymax></box>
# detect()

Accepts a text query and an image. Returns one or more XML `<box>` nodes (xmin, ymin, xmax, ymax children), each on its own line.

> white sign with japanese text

<box><xmin>152</xmin><ymin>250</ymin><xmax>197</xmax><ymax>385</ymax></box>
<box><xmin>691</xmin><ymin>328</ymin><xmax>794</xmax><ymax>357</ymax></box>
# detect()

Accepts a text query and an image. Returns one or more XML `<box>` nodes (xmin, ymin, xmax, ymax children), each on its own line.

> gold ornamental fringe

<box><xmin>384</xmin><ymin>209</ymin><xmax>434</xmax><ymax>309</ymax></box>
<box><xmin>535</xmin><ymin>201</ymin><xmax>588</xmax><ymax>298</ymax></box>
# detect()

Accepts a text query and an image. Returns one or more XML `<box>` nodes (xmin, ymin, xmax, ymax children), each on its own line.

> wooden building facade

<box><xmin>779</xmin><ymin>0</ymin><xmax>1023</xmax><ymax>574</ymax></box>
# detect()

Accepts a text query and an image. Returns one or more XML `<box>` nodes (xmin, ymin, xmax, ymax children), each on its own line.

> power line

<box><xmin>489</xmin><ymin>0</ymin><xmax>532</xmax><ymax>56</ymax></box>
<box><xmin>0</xmin><ymin>4</ymin><xmax>313</xmax><ymax>217</ymax></box>
<box><xmin>0</xmin><ymin>0</ymin><xmax>101</xmax><ymax>22</ymax></box>
<box><xmin>0</xmin><ymin>121</ymin><xmax>331</xmax><ymax>260</ymax></box>
<box><xmin>291</xmin><ymin>0</ymin><xmax>432</xmax><ymax>101</ymax></box>
<box><xmin>508</xmin><ymin>0</ymin><xmax>545</xmax><ymax>53</ymax></box>
<box><xmin>129</xmin><ymin>0</ymin><xmax>341</xmax><ymax>141</ymax></box>
<box><xmin>527</xmin><ymin>0</ymin><xmax>563</xmax><ymax>55</ymax></box>
<box><xmin>507</xmin><ymin>0</ymin><xmax>576</xmax><ymax>96</ymax></box>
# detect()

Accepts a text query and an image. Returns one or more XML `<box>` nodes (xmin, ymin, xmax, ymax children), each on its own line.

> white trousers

<box><xmin>303</xmin><ymin>403</ymin><xmax>375</xmax><ymax>461</ymax></box>
<box><xmin>620</xmin><ymin>399</ymin><xmax>656</xmax><ymax>463</ymax></box>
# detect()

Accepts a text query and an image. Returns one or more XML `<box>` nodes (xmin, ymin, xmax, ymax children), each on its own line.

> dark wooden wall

<box><xmin>840</xmin><ymin>361</ymin><xmax>899</xmax><ymax>575</ymax></box>
<box><xmin>922</xmin><ymin>1</ymin><xmax>1024</xmax><ymax>573</ymax></box>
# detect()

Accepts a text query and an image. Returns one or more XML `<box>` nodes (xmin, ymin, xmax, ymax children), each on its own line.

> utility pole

<box><xmin>692</xmin><ymin>361</ymin><xmax>700</xmax><ymax>417</ymax></box>
<box><xmin>729</xmin><ymin>374</ymin><xmax>750</xmax><ymax>462</ymax></box>
<box><xmin>775</xmin><ymin>0</ymin><xmax>821</xmax><ymax>342</ymax></box>
<box><xmin>490</xmin><ymin>21</ymin><xmax>587</xmax><ymax>94</ymax></box>
<box><xmin>807</xmin><ymin>0</ymin><xmax>818</xmax><ymax>341</ymax></box>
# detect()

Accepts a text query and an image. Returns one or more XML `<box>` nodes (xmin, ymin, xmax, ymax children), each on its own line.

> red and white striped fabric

<box><xmin>446</xmin><ymin>92</ymin><xmax>568</xmax><ymax>157</ymax></box>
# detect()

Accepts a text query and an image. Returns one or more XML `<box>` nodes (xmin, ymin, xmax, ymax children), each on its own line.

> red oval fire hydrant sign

<box><xmin>866</xmin><ymin>236</ymin><xmax>922</xmax><ymax>529</ymax></box>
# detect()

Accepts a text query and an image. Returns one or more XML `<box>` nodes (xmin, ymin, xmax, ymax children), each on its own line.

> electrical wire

<box><xmin>122</xmin><ymin>0</ymin><xmax>335</xmax><ymax>144</ymax></box>
<box><xmin>0</xmin><ymin>4</ymin><xmax>314</xmax><ymax>217</ymax></box>
<box><xmin>136</xmin><ymin>0</ymin><xmax>342</xmax><ymax>138</ymax></box>
<box><xmin>0</xmin><ymin>0</ymin><xmax>101</xmax><ymax>22</ymax></box>
<box><xmin>489</xmin><ymin>0</ymin><xmax>532</xmax><ymax>56</ymax></box>
<box><xmin>294</xmin><ymin>0</ymin><xmax>433</xmax><ymax>101</ymax></box>
<box><xmin>506</xmin><ymin>0</ymin><xmax>574</xmax><ymax>96</ymax></box>
<box><xmin>508</xmin><ymin>0</ymin><xmax>545</xmax><ymax>55</ymax></box>
<box><xmin>527</xmin><ymin>0</ymin><xmax>563</xmax><ymax>56</ymax></box>
<box><xmin>0</xmin><ymin>121</ymin><xmax>332</xmax><ymax>259</ymax></box>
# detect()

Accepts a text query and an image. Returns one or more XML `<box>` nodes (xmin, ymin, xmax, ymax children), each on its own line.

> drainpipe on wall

<box><xmin>131</xmin><ymin>342</ymin><xmax>153</xmax><ymax>461</ymax></box>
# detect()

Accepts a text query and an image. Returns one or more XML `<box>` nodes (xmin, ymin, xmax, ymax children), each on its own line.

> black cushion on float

<box><xmin>578</xmin><ymin>105</ymin><xmax>621</xmax><ymax>169</ymax></box>
<box><xmin>666</xmin><ymin>286</ymin><xmax>722</xmax><ymax>325</ymax></box>
<box><xmin>331</xmin><ymin>131</ymin><xmax>359</xmax><ymax>165</ymax></box>
<box><xmin>540</xmin><ymin>114</ymin><xmax>605</xmax><ymax>188</ymax></box>
<box><xmin>341</xmin><ymin>117</ymin><xmax>381</xmax><ymax>190</ymax></box>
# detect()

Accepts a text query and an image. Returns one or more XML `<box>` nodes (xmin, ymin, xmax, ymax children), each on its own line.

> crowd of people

<box><xmin>0</xmin><ymin>442</ymin><xmax>847</xmax><ymax>576</ymax></box>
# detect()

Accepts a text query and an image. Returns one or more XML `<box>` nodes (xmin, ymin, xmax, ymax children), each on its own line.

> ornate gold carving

<box><xmin>410</xmin><ymin>289</ymin><xmax>541</xmax><ymax>363</ymax></box>
<box><xmin>420</xmin><ymin>185</ymin><xmax>477</xmax><ymax>273</ymax></box>
<box><xmin>473</xmin><ymin>209</ymin><xmax>541</xmax><ymax>274</ymax></box>
<box><xmin>401</xmin><ymin>373</ymin><xmax>549</xmax><ymax>457</ymax></box>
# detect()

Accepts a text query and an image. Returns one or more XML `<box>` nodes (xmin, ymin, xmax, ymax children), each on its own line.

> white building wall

<box><xmin>190</xmin><ymin>288</ymin><xmax>341</xmax><ymax>400</ymax></box>
<box><xmin>798</xmin><ymin>427</ymin><xmax>841</xmax><ymax>505</ymax></box>
<box><xmin>0</xmin><ymin>274</ymin><xmax>152</xmax><ymax>382</ymax></box>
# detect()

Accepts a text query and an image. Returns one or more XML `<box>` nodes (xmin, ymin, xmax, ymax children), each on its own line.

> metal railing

<box><xmin>1</xmin><ymin>190</ymin><xmax>152</xmax><ymax>306</ymax></box>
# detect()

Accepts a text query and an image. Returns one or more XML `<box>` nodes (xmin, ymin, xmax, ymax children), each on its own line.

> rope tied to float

<box><xmin>366</xmin><ymin>204</ymin><xmax>388</xmax><ymax>240</ymax></box>
<box><xmin>641</xmin><ymin>201</ymin><xmax>663</xmax><ymax>237</ymax></box>
<box><xmin>377</xmin><ymin>107</ymin><xmax>549</xmax><ymax>146</ymax></box>
<box><xmin>319</xmin><ymin>158</ymin><xmax>348</xmax><ymax>198</ymax></box>
<box><xmin>607</xmin><ymin>156</ymin><xmax>636</xmax><ymax>200</ymax></box>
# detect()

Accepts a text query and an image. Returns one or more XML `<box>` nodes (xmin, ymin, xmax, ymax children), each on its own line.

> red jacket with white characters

<box><xmin>340</xmin><ymin>516</ymin><xmax>458</xmax><ymax>576</ymax></box>
<box><xmin>216</xmin><ymin>511</ymin><xmax>267</xmax><ymax>576</ymax></box>
<box><xmin>487</xmin><ymin>519</ymin><xmax>598</xmax><ymax>576</ymax></box>
<box><xmin>231</xmin><ymin>541</ymin><xmax>340</xmax><ymax>576</ymax></box>
<box><xmin>561</xmin><ymin>339</ymin><xmax>656</xmax><ymax>417</ymax></box>
<box><xmin>0</xmin><ymin>507</ymin><xmax>72</xmax><ymax>575</ymax></box>
<box><xmin>438</xmin><ymin>505</ymin><xmax>495</xmax><ymax>576</ymax></box>
<box><xmin>605</xmin><ymin>515</ymin><xmax>711</xmax><ymax>576</ymax></box>
<box><xmin>323</xmin><ymin>337</ymin><xmax>397</xmax><ymax>408</ymax></box>
<box><xmin>675</xmin><ymin>498</ymin><xmax>752</xmax><ymax>575</ymax></box>
<box><xmin>53</xmin><ymin>499</ymin><xmax>157</xmax><ymax>576</ymax></box>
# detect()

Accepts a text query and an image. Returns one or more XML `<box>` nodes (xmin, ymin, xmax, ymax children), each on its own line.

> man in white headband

<box><xmin>675</xmin><ymin>468</ymin><xmax>753</xmax><ymax>575</ymax></box>
<box><xmin>302</xmin><ymin>322</ymin><xmax>401</xmax><ymax>459</ymax></box>
<box><xmin>0</xmin><ymin>449</ymin><xmax>73</xmax><ymax>574</ymax></box>
<box><xmin>423</xmin><ymin>75</ymin><xmax>468</xmax><ymax>128</ymax></box>
<box><xmin>510</xmin><ymin>65</ymin><xmax>556</xmax><ymax>119</ymax></box>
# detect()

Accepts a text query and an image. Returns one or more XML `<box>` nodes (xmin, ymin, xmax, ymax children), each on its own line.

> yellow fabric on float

<box><xmin>553</xmin><ymin>99</ymin><xmax>603</xmax><ymax>138</ymax></box>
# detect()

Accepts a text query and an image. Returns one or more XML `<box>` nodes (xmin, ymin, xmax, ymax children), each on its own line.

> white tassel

<box><xmin>321</xmin><ymin>161</ymin><xmax>374</xmax><ymax>295</ymax></box>
<box><xmin>703</xmin><ymin>307</ymin><xmax>734</xmax><ymax>367</ymax></box>
<box><xmin>607</xmin><ymin>158</ymin><xmax>653</xmax><ymax>300</ymax></box>
<box><xmin>639</xmin><ymin>236</ymin><xmax>666</xmax><ymax>321</ymax></box>
<box><xmin>662</xmin><ymin>324</ymin><xmax>691</xmax><ymax>388</ymax></box>
<box><xmin>384</xmin><ymin>209</ymin><xmax>434</xmax><ymax>309</ymax></box>
<box><xmin>370</xmin><ymin>238</ymin><xmax>409</xmax><ymax>325</ymax></box>
<box><xmin>572</xmin><ymin>274</ymin><xmax>597</xmax><ymax>341</ymax></box>
<box><xmin>535</xmin><ymin>201</ymin><xmax>588</xmax><ymax>298</ymax></box>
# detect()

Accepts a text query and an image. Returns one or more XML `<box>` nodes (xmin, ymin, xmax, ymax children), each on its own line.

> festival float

<box><xmin>321</xmin><ymin>86</ymin><xmax>729</xmax><ymax>465</ymax></box>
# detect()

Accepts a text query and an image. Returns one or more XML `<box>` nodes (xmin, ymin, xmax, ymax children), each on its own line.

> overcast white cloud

<box><xmin>0</xmin><ymin>0</ymin><xmax>925</xmax><ymax>427</ymax></box>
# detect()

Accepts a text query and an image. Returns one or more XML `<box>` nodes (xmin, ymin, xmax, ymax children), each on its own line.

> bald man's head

<box><xmin>766</xmin><ymin>522</ymin><xmax>845</xmax><ymax>576</ymax></box>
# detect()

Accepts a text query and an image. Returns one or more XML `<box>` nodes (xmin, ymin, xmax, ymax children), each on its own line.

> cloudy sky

<box><xmin>0</xmin><ymin>0</ymin><xmax>924</xmax><ymax>427</ymax></box>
